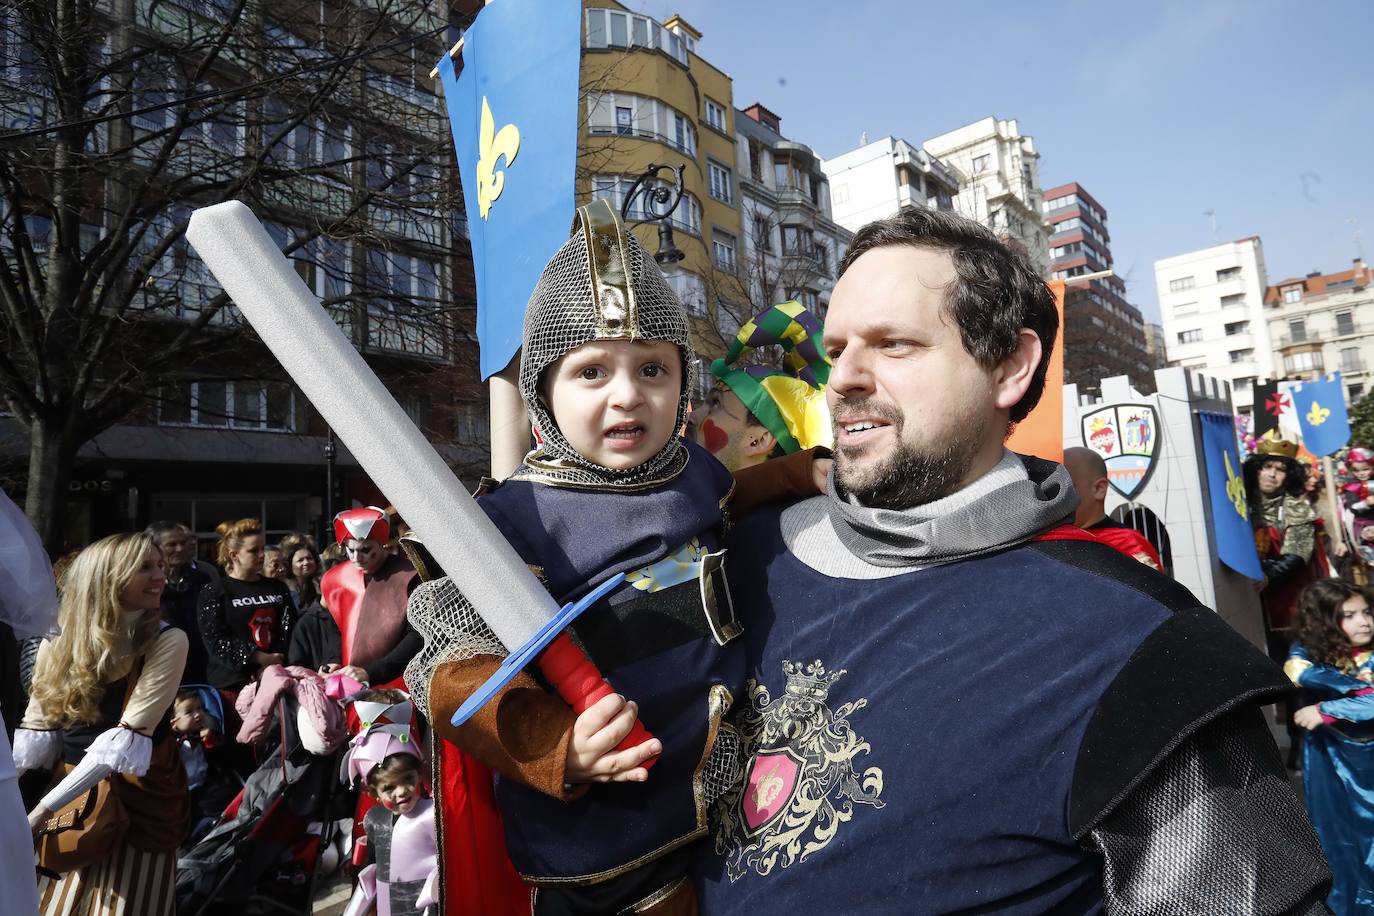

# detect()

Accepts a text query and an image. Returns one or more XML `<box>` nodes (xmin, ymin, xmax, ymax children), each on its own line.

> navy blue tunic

<box><xmin>478</xmin><ymin>438</ymin><xmax>746</xmax><ymax>883</ymax></box>
<box><xmin>694</xmin><ymin>504</ymin><xmax>1285</xmax><ymax>915</ymax></box>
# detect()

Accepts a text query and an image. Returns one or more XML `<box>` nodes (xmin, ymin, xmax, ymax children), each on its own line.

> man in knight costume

<box><xmin>693</xmin><ymin>206</ymin><xmax>1332</xmax><ymax>913</ymax></box>
<box><xmin>407</xmin><ymin>200</ymin><xmax>819</xmax><ymax>916</ymax></box>
<box><xmin>1246</xmin><ymin>439</ymin><xmax>1323</xmax><ymax>655</ymax></box>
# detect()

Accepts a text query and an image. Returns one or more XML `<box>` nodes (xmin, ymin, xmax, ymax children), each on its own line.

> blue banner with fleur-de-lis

<box><xmin>1198</xmin><ymin>411</ymin><xmax>1264</xmax><ymax>580</ymax></box>
<box><xmin>1291</xmin><ymin>372</ymin><xmax>1351</xmax><ymax>457</ymax></box>
<box><xmin>437</xmin><ymin>0</ymin><xmax>582</xmax><ymax>379</ymax></box>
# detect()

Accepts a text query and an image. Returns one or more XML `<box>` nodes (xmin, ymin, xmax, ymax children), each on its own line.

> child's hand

<box><xmin>1293</xmin><ymin>704</ymin><xmax>1326</xmax><ymax>731</ymax></box>
<box><xmin>565</xmin><ymin>693</ymin><xmax>662</xmax><ymax>784</ymax></box>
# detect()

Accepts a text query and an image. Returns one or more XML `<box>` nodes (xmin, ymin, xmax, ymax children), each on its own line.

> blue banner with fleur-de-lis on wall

<box><xmin>437</xmin><ymin>0</ymin><xmax>582</xmax><ymax>379</ymax></box>
<box><xmin>1198</xmin><ymin>411</ymin><xmax>1264</xmax><ymax>580</ymax></box>
<box><xmin>1291</xmin><ymin>372</ymin><xmax>1351</xmax><ymax>457</ymax></box>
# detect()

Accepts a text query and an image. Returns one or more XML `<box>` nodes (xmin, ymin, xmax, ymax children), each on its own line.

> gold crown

<box><xmin>783</xmin><ymin>659</ymin><xmax>845</xmax><ymax>701</ymax></box>
<box><xmin>1256</xmin><ymin>438</ymin><xmax>1299</xmax><ymax>459</ymax></box>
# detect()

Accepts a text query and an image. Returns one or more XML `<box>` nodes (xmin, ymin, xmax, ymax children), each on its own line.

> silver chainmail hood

<box><xmin>517</xmin><ymin>199</ymin><xmax>696</xmax><ymax>489</ymax></box>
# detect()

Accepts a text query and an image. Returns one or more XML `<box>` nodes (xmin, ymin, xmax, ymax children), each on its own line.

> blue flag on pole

<box><xmin>1198</xmin><ymin>411</ymin><xmax>1264</xmax><ymax>580</ymax></box>
<box><xmin>437</xmin><ymin>0</ymin><xmax>582</xmax><ymax>379</ymax></box>
<box><xmin>1290</xmin><ymin>372</ymin><xmax>1351</xmax><ymax>457</ymax></box>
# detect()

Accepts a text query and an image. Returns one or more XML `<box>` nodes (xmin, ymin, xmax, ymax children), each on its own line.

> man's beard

<box><xmin>833</xmin><ymin>398</ymin><xmax>987</xmax><ymax>511</ymax></box>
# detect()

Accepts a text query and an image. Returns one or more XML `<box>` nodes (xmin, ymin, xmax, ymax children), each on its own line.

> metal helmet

<box><xmin>518</xmin><ymin>199</ymin><xmax>696</xmax><ymax>487</ymax></box>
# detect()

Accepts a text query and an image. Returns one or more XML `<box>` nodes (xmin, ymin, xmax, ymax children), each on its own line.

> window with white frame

<box><xmin>1224</xmin><ymin>321</ymin><xmax>1249</xmax><ymax>336</ymax></box>
<box><xmin>1228</xmin><ymin>349</ymin><xmax>1253</xmax><ymax>363</ymax></box>
<box><xmin>704</xmin><ymin>98</ymin><xmax>727</xmax><ymax>133</ymax></box>
<box><xmin>0</xmin><ymin>9</ymin><xmax>48</xmax><ymax>94</ymax></box>
<box><xmin>584</xmin><ymin>8</ymin><xmax>689</xmax><ymax>66</ymax></box>
<box><xmin>590</xmin><ymin>174</ymin><xmax>702</xmax><ymax>236</ymax></box>
<box><xmin>1168</xmin><ymin>276</ymin><xmax>1195</xmax><ymax>293</ymax></box>
<box><xmin>665</xmin><ymin>270</ymin><xmax>707</xmax><ymax>317</ymax></box>
<box><xmin>1177</xmin><ymin>328</ymin><xmax>1204</xmax><ymax>344</ymax></box>
<box><xmin>1220</xmin><ymin>293</ymin><xmax>1245</xmax><ymax>308</ymax></box>
<box><xmin>781</xmin><ymin>225</ymin><xmax>815</xmax><ymax>257</ymax></box>
<box><xmin>586</xmin><ymin>92</ymin><xmax>697</xmax><ymax>156</ymax></box>
<box><xmin>1288</xmin><ymin>318</ymin><xmax>1307</xmax><ymax>343</ymax></box>
<box><xmin>1337</xmin><ymin>311</ymin><xmax>1356</xmax><ymax>336</ymax></box>
<box><xmin>365</xmin><ymin>248</ymin><xmax>444</xmax><ymax>356</ymax></box>
<box><xmin>712</xmin><ymin>229</ymin><xmax>737</xmax><ymax>273</ymax></box>
<box><xmin>157</xmin><ymin>379</ymin><xmax>295</xmax><ymax>431</ymax></box>
<box><xmin>707</xmin><ymin>160</ymin><xmax>733</xmax><ymax>204</ymax></box>
<box><xmin>1284</xmin><ymin>351</ymin><xmax>1323</xmax><ymax>373</ymax></box>
<box><xmin>971</xmin><ymin>154</ymin><xmax>990</xmax><ymax>174</ymax></box>
<box><xmin>1216</xmin><ymin>266</ymin><xmax>1242</xmax><ymax>283</ymax></box>
<box><xmin>1341</xmin><ymin>347</ymin><xmax>1362</xmax><ymax>372</ymax></box>
<box><xmin>1282</xmin><ymin>286</ymin><xmax>1302</xmax><ymax>303</ymax></box>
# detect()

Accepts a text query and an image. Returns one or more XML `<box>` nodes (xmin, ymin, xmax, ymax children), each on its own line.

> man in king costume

<box><xmin>292</xmin><ymin>506</ymin><xmax>422</xmax><ymax>689</ymax></box>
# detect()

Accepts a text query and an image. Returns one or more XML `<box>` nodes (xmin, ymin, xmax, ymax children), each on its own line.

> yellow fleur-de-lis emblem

<box><xmin>1224</xmin><ymin>451</ymin><xmax>1248</xmax><ymax>518</ymax></box>
<box><xmin>1307</xmin><ymin>400</ymin><xmax>1330</xmax><ymax>426</ymax></box>
<box><xmin>476</xmin><ymin>96</ymin><xmax>520</xmax><ymax>220</ymax></box>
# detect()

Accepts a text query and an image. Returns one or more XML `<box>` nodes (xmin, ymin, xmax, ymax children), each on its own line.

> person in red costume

<box><xmin>287</xmin><ymin>507</ymin><xmax>421</xmax><ymax>690</ymax></box>
<box><xmin>1062</xmin><ymin>447</ymin><xmax>1164</xmax><ymax>571</ymax></box>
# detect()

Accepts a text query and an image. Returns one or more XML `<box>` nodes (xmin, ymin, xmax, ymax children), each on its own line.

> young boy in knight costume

<box><xmin>342</xmin><ymin>689</ymin><xmax>437</xmax><ymax>916</ymax></box>
<box><xmin>407</xmin><ymin>200</ymin><xmax>820</xmax><ymax>915</ymax></box>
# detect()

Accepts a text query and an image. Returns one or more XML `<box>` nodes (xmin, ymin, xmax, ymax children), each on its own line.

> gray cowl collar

<box><xmin>826</xmin><ymin>451</ymin><xmax>1079</xmax><ymax>567</ymax></box>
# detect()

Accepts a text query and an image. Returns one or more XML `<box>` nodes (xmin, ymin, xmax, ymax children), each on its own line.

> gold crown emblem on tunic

<box><xmin>783</xmin><ymin>659</ymin><xmax>846</xmax><ymax>701</ymax></box>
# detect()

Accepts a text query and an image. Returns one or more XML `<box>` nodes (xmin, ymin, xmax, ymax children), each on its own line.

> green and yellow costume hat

<box><xmin>708</xmin><ymin>301</ymin><xmax>832</xmax><ymax>453</ymax></box>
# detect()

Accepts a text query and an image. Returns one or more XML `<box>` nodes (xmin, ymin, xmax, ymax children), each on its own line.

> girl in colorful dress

<box><xmin>1286</xmin><ymin>578</ymin><xmax>1374</xmax><ymax>915</ymax></box>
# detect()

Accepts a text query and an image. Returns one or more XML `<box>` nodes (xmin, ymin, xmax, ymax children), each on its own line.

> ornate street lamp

<box><xmin>620</xmin><ymin>163</ymin><xmax>686</xmax><ymax>265</ymax></box>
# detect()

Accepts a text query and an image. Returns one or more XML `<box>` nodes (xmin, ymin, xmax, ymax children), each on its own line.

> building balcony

<box><xmin>891</xmin><ymin>142</ymin><xmax>961</xmax><ymax>195</ymax></box>
<box><xmin>1341</xmin><ymin>358</ymin><xmax>1368</xmax><ymax>377</ymax></box>
<box><xmin>1275</xmin><ymin>332</ymin><xmax>1325</xmax><ymax>350</ymax></box>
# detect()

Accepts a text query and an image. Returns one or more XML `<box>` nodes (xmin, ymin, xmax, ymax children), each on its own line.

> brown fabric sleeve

<box><xmin>728</xmin><ymin>446</ymin><xmax>830</xmax><ymax>518</ymax></box>
<box><xmin>428</xmin><ymin>655</ymin><xmax>586</xmax><ymax>801</ymax></box>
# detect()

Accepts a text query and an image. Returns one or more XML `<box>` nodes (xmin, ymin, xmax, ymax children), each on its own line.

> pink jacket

<box><xmin>236</xmin><ymin>664</ymin><xmax>346</xmax><ymax>753</ymax></box>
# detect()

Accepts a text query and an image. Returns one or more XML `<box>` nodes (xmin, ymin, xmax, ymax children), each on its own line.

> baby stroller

<box><xmin>176</xmin><ymin>687</ymin><xmax>351</xmax><ymax>915</ymax></box>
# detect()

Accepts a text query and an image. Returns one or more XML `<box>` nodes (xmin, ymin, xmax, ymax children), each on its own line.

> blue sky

<box><xmin>635</xmin><ymin>0</ymin><xmax>1373</xmax><ymax>324</ymax></box>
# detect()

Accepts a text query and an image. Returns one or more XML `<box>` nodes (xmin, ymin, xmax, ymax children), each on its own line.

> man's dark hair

<box><xmin>839</xmin><ymin>206</ymin><xmax>1058</xmax><ymax>424</ymax></box>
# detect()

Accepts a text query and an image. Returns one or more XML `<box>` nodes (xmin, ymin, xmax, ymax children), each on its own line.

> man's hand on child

<box><xmin>811</xmin><ymin>457</ymin><xmax>832</xmax><ymax>494</ymax></box>
<box><xmin>565</xmin><ymin>693</ymin><xmax>662</xmax><ymax>784</ymax></box>
<box><xmin>1293</xmin><ymin>704</ymin><xmax>1326</xmax><ymax>731</ymax></box>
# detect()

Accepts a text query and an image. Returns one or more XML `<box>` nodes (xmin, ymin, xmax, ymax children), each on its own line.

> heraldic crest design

<box><xmin>714</xmin><ymin>659</ymin><xmax>885</xmax><ymax>881</ymax></box>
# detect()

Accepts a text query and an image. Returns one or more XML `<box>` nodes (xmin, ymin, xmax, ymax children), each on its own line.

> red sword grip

<box><xmin>537</xmin><ymin>632</ymin><xmax>658</xmax><ymax>768</ymax></box>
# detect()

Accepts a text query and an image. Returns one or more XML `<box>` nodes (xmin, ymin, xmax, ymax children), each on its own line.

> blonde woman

<box><xmin>15</xmin><ymin>532</ymin><xmax>190</xmax><ymax>915</ymax></box>
<box><xmin>197</xmin><ymin>518</ymin><xmax>294</xmax><ymax>691</ymax></box>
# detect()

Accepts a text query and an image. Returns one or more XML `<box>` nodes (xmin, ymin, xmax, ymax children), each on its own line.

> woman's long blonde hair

<box><xmin>29</xmin><ymin>533</ymin><xmax>160</xmax><ymax>728</ymax></box>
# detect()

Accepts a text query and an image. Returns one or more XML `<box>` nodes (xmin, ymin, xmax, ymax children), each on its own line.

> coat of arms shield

<box><xmin>1080</xmin><ymin>404</ymin><xmax>1161</xmax><ymax>499</ymax></box>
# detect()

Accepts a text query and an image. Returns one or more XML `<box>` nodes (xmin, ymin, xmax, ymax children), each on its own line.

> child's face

<box><xmin>172</xmin><ymin>697</ymin><xmax>207</xmax><ymax>735</ymax></box>
<box><xmin>1340</xmin><ymin>595</ymin><xmax>1374</xmax><ymax>647</ymax></box>
<box><xmin>371</xmin><ymin>765</ymin><xmax>422</xmax><ymax>815</ymax></box>
<box><xmin>544</xmin><ymin>339</ymin><xmax>682</xmax><ymax>470</ymax></box>
<box><xmin>1363</xmin><ymin>528</ymin><xmax>1374</xmax><ymax>545</ymax></box>
<box><xmin>1354</xmin><ymin>462</ymin><xmax>1373</xmax><ymax>481</ymax></box>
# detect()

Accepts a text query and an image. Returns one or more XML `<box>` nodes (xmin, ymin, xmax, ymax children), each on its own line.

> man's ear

<box><xmin>744</xmin><ymin>427</ymin><xmax>777</xmax><ymax>458</ymax></box>
<box><xmin>1092</xmin><ymin>476</ymin><xmax>1110</xmax><ymax>503</ymax></box>
<box><xmin>993</xmin><ymin>329</ymin><xmax>1043</xmax><ymax>412</ymax></box>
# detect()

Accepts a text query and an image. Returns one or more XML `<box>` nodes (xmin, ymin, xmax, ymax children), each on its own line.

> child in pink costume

<box><xmin>342</xmin><ymin>691</ymin><xmax>436</xmax><ymax>916</ymax></box>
